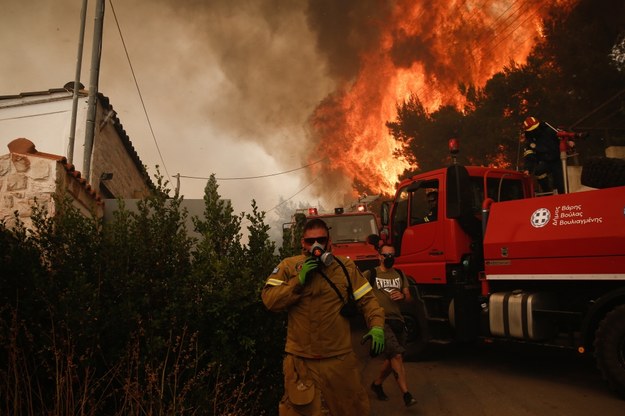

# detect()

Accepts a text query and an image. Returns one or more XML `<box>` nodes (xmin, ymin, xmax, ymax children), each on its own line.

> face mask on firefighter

<box><xmin>310</xmin><ymin>241</ymin><xmax>334</xmax><ymax>266</ymax></box>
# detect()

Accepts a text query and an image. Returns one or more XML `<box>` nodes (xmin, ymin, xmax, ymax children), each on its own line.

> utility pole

<box><xmin>67</xmin><ymin>0</ymin><xmax>88</xmax><ymax>165</ymax></box>
<box><xmin>83</xmin><ymin>0</ymin><xmax>105</xmax><ymax>181</ymax></box>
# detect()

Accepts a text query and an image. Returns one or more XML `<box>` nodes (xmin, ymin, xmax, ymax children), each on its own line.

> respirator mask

<box><xmin>310</xmin><ymin>241</ymin><xmax>334</xmax><ymax>266</ymax></box>
<box><xmin>382</xmin><ymin>253</ymin><xmax>395</xmax><ymax>268</ymax></box>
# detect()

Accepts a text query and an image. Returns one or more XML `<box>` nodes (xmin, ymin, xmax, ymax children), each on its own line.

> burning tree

<box><xmin>303</xmin><ymin>0</ymin><xmax>625</xmax><ymax>197</ymax></box>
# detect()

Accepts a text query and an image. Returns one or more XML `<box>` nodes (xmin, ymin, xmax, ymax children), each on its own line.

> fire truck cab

<box><xmin>282</xmin><ymin>197</ymin><xmax>382</xmax><ymax>272</ymax></box>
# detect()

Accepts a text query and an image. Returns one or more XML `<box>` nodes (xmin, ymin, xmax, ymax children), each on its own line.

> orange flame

<box><xmin>309</xmin><ymin>0</ymin><xmax>576</xmax><ymax>198</ymax></box>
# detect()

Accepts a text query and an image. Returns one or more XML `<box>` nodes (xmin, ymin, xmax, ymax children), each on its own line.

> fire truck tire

<box><xmin>594</xmin><ymin>304</ymin><xmax>625</xmax><ymax>397</ymax></box>
<box><xmin>401</xmin><ymin>300</ymin><xmax>429</xmax><ymax>361</ymax></box>
<box><xmin>580</xmin><ymin>157</ymin><xmax>625</xmax><ymax>189</ymax></box>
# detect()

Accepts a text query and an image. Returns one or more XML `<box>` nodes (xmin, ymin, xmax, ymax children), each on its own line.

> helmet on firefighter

<box><xmin>523</xmin><ymin>116</ymin><xmax>540</xmax><ymax>132</ymax></box>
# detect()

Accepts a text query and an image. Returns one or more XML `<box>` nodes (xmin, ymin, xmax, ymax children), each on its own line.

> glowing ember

<box><xmin>309</xmin><ymin>0</ymin><xmax>576</xmax><ymax>197</ymax></box>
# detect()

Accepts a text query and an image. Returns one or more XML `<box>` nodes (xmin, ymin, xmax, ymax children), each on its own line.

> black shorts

<box><xmin>383</xmin><ymin>320</ymin><xmax>406</xmax><ymax>358</ymax></box>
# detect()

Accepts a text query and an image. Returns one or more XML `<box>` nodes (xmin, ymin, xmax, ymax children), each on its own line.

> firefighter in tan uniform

<box><xmin>262</xmin><ymin>218</ymin><xmax>385</xmax><ymax>416</ymax></box>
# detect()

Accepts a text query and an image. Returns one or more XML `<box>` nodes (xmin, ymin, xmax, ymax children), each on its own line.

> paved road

<box><xmin>352</xmin><ymin>334</ymin><xmax>625</xmax><ymax>416</ymax></box>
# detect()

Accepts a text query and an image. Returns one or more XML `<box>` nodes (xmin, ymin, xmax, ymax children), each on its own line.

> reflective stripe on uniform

<box><xmin>352</xmin><ymin>282</ymin><xmax>372</xmax><ymax>300</ymax></box>
<box><xmin>266</xmin><ymin>278</ymin><xmax>285</xmax><ymax>286</ymax></box>
<box><xmin>523</xmin><ymin>149</ymin><xmax>535</xmax><ymax>157</ymax></box>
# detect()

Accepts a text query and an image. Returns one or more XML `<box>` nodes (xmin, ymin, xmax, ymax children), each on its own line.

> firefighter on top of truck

<box><xmin>522</xmin><ymin>116</ymin><xmax>564</xmax><ymax>194</ymax></box>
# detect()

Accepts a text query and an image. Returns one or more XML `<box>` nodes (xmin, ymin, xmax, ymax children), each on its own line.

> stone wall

<box><xmin>0</xmin><ymin>152</ymin><xmax>55</xmax><ymax>229</ymax></box>
<box><xmin>0</xmin><ymin>139</ymin><xmax>103</xmax><ymax>230</ymax></box>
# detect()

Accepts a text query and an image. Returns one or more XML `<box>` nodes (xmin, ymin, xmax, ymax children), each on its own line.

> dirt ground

<box><xmin>351</xmin><ymin>331</ymin><xmax>625</xmax><ymax>416</ymax></box>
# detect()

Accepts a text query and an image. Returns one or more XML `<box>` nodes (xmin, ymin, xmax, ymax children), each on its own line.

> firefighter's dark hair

<box><xmin>303</xmin><ymin>218</ymin><xmax>329</xmax><ymax>234</ymax></box>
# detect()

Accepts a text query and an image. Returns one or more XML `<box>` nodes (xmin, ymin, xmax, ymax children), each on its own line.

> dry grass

<box><xmin>0</xmin><ymin>310</ymin><xmax>264</xmax><ymax>415</ymax></box>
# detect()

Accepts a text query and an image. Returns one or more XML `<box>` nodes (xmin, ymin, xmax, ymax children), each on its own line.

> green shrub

<box><xmin>0</xmin><ymin>175</ymin><xmax>285</xmax><ymax>415</ymax></box>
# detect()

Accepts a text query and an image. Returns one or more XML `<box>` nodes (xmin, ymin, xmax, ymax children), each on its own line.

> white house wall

<box><xmin>0</xmin><ymin>94</ymin><xmax>88</xmax><ymax>171</ymax></box>
<box><xmin>1</xmin><ymin>90</ymin><xmax>152</xmax><ymax>199</ymax></box>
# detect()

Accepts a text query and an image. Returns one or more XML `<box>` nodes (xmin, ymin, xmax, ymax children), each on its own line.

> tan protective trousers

<box><xmin>279</xmin><ymin>352</ymin><xmax>370</xmax><ymax>416</ymax></box>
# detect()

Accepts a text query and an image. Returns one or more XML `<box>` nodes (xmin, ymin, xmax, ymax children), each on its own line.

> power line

<box><xmin>0</xmin><ymin>109</ymin><xmax>70</xmax><ymax>122</ymax></box>
<box><xmin>486</xmin><ymin>1</ymin><xmax>542</xmax><ymax>54</ymax></box>
<box><xmin>266</xmin><ymin>176</ymin><xmax>320</xmax><ymax>213</ymax></box>
<box><xmin>108</xmin><ymin>0</ymin><xmax>170</xmax><ymax>180</ymax></box>
<box><xmin>177</xmin><ymin>157</ymin><xmax>327</xmax><ymax>181</ymax></box>
<box><xmin>410</xmin><ymin>0</ymin><xmax>543</xmax><ymax>101</ymax></box>
<box><xmin>569</xmin><ymin>87</ymin><xmax>625</xmax><ymax>129</ymax></box>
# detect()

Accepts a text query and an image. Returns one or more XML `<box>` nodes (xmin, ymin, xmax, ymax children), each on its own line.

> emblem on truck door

<box><xmin>530</xmin><ymin>208</ymin><xmax>551</xmax><ymax>228</ymax></box>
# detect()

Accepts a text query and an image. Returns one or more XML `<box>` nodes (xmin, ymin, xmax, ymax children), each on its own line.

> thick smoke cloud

<box><xmin>0</xmin><ymin>0</ymin><xmax>338</xmax><ymax>214</ymax></box>
<box><xmin>305</xmin><ymin>0</ymin><xmax>391</xmax><ymax>81</ymax></box>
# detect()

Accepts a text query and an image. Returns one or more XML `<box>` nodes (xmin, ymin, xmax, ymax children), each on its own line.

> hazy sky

<box><xmin>0</xmin><ymin>0</ymin><xmax>339</xmax><ymax>220</ymax></box>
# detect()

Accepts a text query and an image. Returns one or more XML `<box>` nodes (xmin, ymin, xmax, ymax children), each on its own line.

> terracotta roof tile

<box><xmin>7</xmin><ymin>138</ymin><xmax>103</xmax><ymax>205</ymax></box>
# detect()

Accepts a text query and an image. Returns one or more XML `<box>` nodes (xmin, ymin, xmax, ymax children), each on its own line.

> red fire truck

<box><xmin>377</xmin><ymin>140</ymin><xmax>625</xmax><ymax>396</ymax></box>
<box><xmin>282</xmin><ymin>197</ymin><xmax>381</xmax><ymax>272</ymax></box>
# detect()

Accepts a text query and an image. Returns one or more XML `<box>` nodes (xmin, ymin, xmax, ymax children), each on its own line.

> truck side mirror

<box><xmin>446</xmin><ymin>164</ymin><xmax>473</xmax><ymax>219</ymax></box>
<box><xmin>380</xmin><ymin>201</ymin><xmax>390</xmax><ymax>226</ymax></box>
<box><xmin>447</xmin><ymin>164</ymin><xmax>482</xmax><ymax>241</ymax></box>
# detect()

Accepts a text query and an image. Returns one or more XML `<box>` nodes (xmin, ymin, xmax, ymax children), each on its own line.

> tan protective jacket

<box><xmin>262</xmin><ymin>254</ymin><xmax>384</xmax><ymax>359</ymax></box>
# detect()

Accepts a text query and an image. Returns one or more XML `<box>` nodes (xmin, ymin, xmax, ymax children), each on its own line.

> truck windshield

<box><xmin>322</xmin><ymin>214</ymin><xmax>379</xmax><ymax>243</ymax></box>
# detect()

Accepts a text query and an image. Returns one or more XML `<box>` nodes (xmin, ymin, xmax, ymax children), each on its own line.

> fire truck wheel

<box><xmin>580</xmin><ymin>157</ymin><xmax>625</xmax><ymax>189</ymax></box>
<box><xmin>401</xmin><ymin>300</ymin><xmax>429</xmax><ymax>361</ymax></box>
<box><xmin>594</xmin><ymin>304</ymin><xmax>625</xmax><ymax>397</ymax></box>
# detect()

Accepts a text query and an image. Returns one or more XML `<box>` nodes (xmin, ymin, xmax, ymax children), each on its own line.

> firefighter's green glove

<box><xmin>362</xmin><ymin>326</ymin><xmax>385</xmax><ymax>356</ymax></box>
<box><xmin>298</xmin><ymin>257</ymin><xmax>318</xmax><ymax>285</ymax></box>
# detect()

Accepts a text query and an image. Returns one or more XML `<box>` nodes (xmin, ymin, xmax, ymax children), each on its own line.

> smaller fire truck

<box><xmin>376</xmin><ymin>139</ymin><xmax>625</xmax><ymax>396</ymax></box>
<box><xmin>282</xmin><ymin>197</ymin><xmax>381</xmax><ymax>272</ymax></box>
